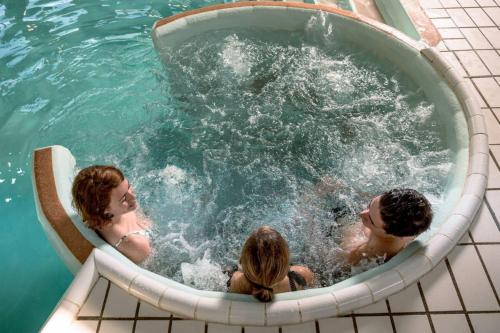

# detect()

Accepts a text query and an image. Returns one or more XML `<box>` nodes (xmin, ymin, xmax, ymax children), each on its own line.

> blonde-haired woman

<box><xmin>228</xmin><ymin>226</ymin><xmax>315</xmax><ymax>302</ymax></box>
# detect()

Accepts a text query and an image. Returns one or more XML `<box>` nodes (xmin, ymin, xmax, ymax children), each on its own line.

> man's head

<box><xmin>360</xmin><ymin>188</ymin><xmax>432</xmax><ymax>238</ymax></box>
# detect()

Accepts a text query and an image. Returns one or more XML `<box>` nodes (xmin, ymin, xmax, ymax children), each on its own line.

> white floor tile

<box><xmin>483</xmin><ymin>108</ymin><xmax>500</xmax><ymax>143</ymax></box>
<box><xmin>477</xmin><ymin>245</ymin><xmax>500</xmax><ymax>294</ymax></box>
<box><xmin>439</xmin><ymin>28</ymin><xmax>465</xmax><ymax>38</ymax></box>
<box><xmin>102</xmin><ymin>284</ymin><xmax>138</xmax><ymax>318</ymax></box>
<box><xmin>469</xmin><ymin>313</ymin><xmax>500</xmax><ymax>333</ymax></box>
<box><xmin>388</xmin><ymin>284</ymin><xmax>426</xmax><ymax>312</ymax></box>
<box><xmin>356</xmin><ymin>316</ymin><xmax>393</xmax><ymax>333</ymax></box>
<box><xmin>473</xmin><ymin>77</ymin><xmax>500</xmax><ymax>107</ymax></box>
<box><xmin>448</xmin><ymin>8</ymin><xmax>477</xmax><ymax>27</ymax></box>
<box><xmin>99</xmin><ymin>320</ymin><xmax>134</xmax><ymax>333</ymax></box>
<box><xmin>441</xmin><ymin>0</ymin><xmax>462</xmax><ymax>8</ymax></box>
<box><xmin>457</xmin><ymin>0</ymin><xmax>480</xmax><ymax>7</ymax></box>
<box><xmin>493</xmin><ymin>107</ymin><xmax>500</xmax><ymax>118</ymax></box>
<box><xmin>433</xmin><ymin>18</ymin><xmax>458</xmax><ymax>28</ymax></box>
<box><xmin>441</xmin><ymin>51</ymin><xmax>468</xmax><ymax>76</ymax></box>
<box><xmin>477</xmin><ymin>50</ymin><xmax>500</xmax><ymax>75</ymax></box>
<box><xmin>427</xmin><ymin>8</ymin><xmax>450</xmax><ymax>18</ymax></box>
<box><xmin>69</xmin><ymin>320</ymin><xmax>99</xmax><ymax>333</ymax></box>
<box><xmin>466</xmin><ymin>8</ymin><xmax>495</xmax><ymax>26</ymax></box>
<box><xmin>79</xmin><ymin>278</ymin><xmax>108</xmax><ymax>317</ymax></box>
<box><xmin>448</xmin><ymin>245</ymin><xmax>499</xmax><ymax>310</ymax></box>
<box><xmin>135</xmin><ymin>320</ymin><xmax>169</xmax><ymax>333</ymax></box>
<box><xmin>485</xmin><ymin>189</ymin><xmax>500</xmax><ymax>220</ymax></box>
<box><xmin>476</xmin><ymin>0</ymin><xmax>497</xmax><ymax>5</ymax></box>
<box><xmin>171</xmin><ymin>320</ymin><xmax>205</xmax><ymax>333</ymax></box>
<box><xmin>456</xmin><ymin>50</ymin><xmax>491</xmax><ymax>75</ymax></box>
<box><xmin>491</xmin><ymin>145</ymin><xmax>500</xmax><ymax>164</ymax></box>
<box><xmin>444</xmin><ymin>38</ymin><xmax>473</xmax><ymax>49</ymax></box>
<box><xmin>354</xmin><ymin>300</ymin><xmax>388</xmax><ymax>314</ymax></box>
<box><xmin>422</xmin><ymin>0</ymin><xmax>445</xmax><ymax>9</ymax></box>
<box><xmin>431</xmin><ymin>314</ymin><xmax>471</xmax><ymax>333</ymax></box>
<box><xmin>318</xmin><ymin>317</ymin><xmax>355</xmax><ymax>333</ymax></box>
<box><xmin>245</xmin><ymin>326</ymin><xmax>279</xmax><ymax>333</ymax></box>
<box><xmin>438</xmin><ymin>40</ymin><xmax>450</xmax><ymax>51</ymax></box>
<box><xmin>281</xmin><ymin>321</ymin><xmax>316</xmax><ymax>333</ymax></box>
<box><xmin>488</xmin><ymin>152</ymin><xmax>500</xmax><ymax>188</ymax></box>
<box><xmin>470</xmin><ymin>202</ymin><xmax>500</xmax><ymax>241</ymax></box>
<box><xmin>480</xmin><ymin>27</ymin><xmax>500</xmax><ymax>48</ymax></box>
<box><xmin>207</xmin><ymin>323</ymin><xmax>241</xmax><ymax>333</ymax></box>
<box><xmin>484</xmin><ymin>7</ymin><xmax>500</xmax><ymax>26</ymax></box>
<box><xmin>420</xmin><ymin>262</ymin><xmax>462</xmax><ymax>311</ymax></box>
<box><xmin>466</xmin><ymin>78</ymin><xmax>489</xmax><ymax>107</ymax></box>
<box><xmin>393</xmin><ymin>315</ymin><xmax>432</xmax><ymax>333</ymax></box>
<box><xmin>138</xmin><ymin>301</ymin><xmax>171</xmax><ymax>317</ymax></box>
<box><xmin>460</xmin><ymin>28</ymin><xmax>493</xmax><ymax>49</ymax></box>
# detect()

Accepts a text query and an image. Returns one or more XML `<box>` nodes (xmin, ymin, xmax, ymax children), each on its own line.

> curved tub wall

<box><xmin>33</xmin><ymin>3</ymin><xmax>488</xmax><ymax>326</ymax></box>
<box><xmin>152</xmin><ymin>2</ymin><xmax>468</xmax><ymax>232</ymax></box>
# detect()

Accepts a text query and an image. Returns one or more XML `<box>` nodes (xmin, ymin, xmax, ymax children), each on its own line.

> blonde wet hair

<box><xmin>240</xmin><ymin>226</ymin><xmax>289</xmax><ymax>302</ymax></box>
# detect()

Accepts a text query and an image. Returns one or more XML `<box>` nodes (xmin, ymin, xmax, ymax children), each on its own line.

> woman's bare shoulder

<box><xmin>229</xmin><ymin>271</ymin><xmax>252</xmax><ymax>294</ymax></box>
<box><xmin>290</xmin><ymin>265</ymin><xmax>315</xmax><ymax>287</ymax></box>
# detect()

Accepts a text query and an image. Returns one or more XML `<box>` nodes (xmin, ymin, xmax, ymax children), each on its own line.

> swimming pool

<box><xmin>2</xmin><ymin>0</ymin><xmax>488</xmax><ymax>330</ymax></box>
<box><xmin>33</xmin><ymin>1</ymin><xmax>488</xmax><ymax>328</ymax></box>
<box><xmin>0</xmin><ymin>0</ymin><xmax>227</xmax><ymax>331</ymax></box>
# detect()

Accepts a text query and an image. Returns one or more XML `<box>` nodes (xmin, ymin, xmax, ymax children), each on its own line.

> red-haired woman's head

<box><xmin>72</xmin><ymin>165</ymin><xmax>136</xmax><ymax>229</ymax></box>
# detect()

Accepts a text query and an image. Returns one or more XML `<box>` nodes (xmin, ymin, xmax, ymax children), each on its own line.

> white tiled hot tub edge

<box><xmin>40</xmin><ymin>3</ymin><xmax>488</xmax><ymax>331</ymax></box>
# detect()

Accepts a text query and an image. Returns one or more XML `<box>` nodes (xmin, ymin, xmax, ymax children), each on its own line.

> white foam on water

<box><xmin>181</xmin><ymin>249</ymin><xmax>227</xmax><ymax>291</ymax></box>
<box><xmin>161</xmin><ymin>165</ymin><xmax>187</xmax><ymax>185</ymax></box>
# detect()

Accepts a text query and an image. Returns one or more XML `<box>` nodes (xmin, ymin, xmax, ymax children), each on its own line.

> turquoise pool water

<box><xmin>0</xmin><ymin>1</ymin><xmax>224</xmax><ymax>331</ymax></box>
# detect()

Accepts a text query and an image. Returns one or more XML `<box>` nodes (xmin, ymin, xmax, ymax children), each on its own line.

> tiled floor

<box><xmin>66</xmin><ymin>1</ymin><xmax>500</xmax><ymax>332</ymax></box>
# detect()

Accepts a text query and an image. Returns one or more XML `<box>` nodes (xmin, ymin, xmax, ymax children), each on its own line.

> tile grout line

<box><xmin>479</xmin><ymin>5</ymin><xmax>500</xmax><ymax>28</ymax></box>
<box><xmin>469</xmin><ymin>76</ymin><xmax>494</xmax><ymax>108</ymax></box>
<box><xmin>484</xmin><ymin>196</ymin><xmax>500</xmax><ymax>231</ymax></box>
<box><xmin>458</xmin><ymin>241</ymin><xmax>500</xmax><ymax>245</ymax></box>
<box><xmin>131</xmin><ymin>301</ymin><xmax>140</xmax><ymax>333</ymax></box>
<box><xmin>469</xmin><ymin>231</ymin><xmax>500</xmax><ymax>306</ymax></box>
<box><xmin>444</xmin><ymin>258</ymin><xmax>476</xmax><ymax>332</ymax></box>
<box><xmin>490</xmin><ymin>149</ymin><xmax>500</xmax><ymax>174</ymax></box>
<box><xmin>444</xmin><ymin>8</ymin><xmax>499</xmax><ymax>76</ymax></box>
<box><xmin>95</xmin><ymin>279</ymin><xmax>111</xmax><ymax>333</ymax></box>
<box><xmin>167</xmin><ymin>314</ymin><xmax>173</xmax><ymax>333</ymax></box>
<box><xmin>485</xmin><ymin>107</ymin><xmax>500</xmax><ymax>125</ymax></box>
<box><xmin>351</xmin><ymin>315</ymin><xmax>359</xmax><ymax>333</ymax></box>
<box><xmin>417</xmin><ymin>281</ymin><xmax>436</xmax><ymax>333</ymax></box>
<box><xmin>340</xmin><ymin>310</ymin><xmax>500</xmax><ymax>316</ymax></box>
<box><xmin>385</xmin><ymin>299</ymin><xmax>397</xmax><ymax>333</ymax></box>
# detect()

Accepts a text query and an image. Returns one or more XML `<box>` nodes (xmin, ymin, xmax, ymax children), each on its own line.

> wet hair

<box><xmin>240</xmin><ymin>226</ymin><xmax>289</xmax><ymax>302</ymax></box>
<box><xmin>71</xmin><ymin>165</ymin><xmax>124</xmax><ymax>230</ymax></box>
<box><xmin>379</xmin><ymin>188</ymin><xmax>433</xmax><ymax>237</ymax></box>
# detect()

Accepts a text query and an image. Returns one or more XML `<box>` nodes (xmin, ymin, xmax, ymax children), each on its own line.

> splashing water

<box><xmin>121</xmin><ymin>25</ymin><xmax>457</xmax><ymax>290</ymax></box>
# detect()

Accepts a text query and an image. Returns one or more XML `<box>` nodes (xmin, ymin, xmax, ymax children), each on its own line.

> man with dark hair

<box><xmin>343</xmin><ymin>188</ymin><xmax>433</xmax><ymax>265</ymax></box>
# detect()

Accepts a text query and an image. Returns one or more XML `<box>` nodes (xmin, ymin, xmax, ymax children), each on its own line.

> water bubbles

<box><xmin>134</xmin><ymin>27</ymin><xmax>456</xmax><ymax>289</ymax></box>
<box><xmin>181</xmin><ymin>250</ymin><xmax>227</xmax><ymax>291</ymax></box>
<box><xmin>161</xmin><ymin>165</ymin><xmax>186</xmax><ymax>185</ymax></box>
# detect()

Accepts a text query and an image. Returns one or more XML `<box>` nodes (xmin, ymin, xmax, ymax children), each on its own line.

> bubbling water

<box><xmin>123</xmin><ymin>25</ymin><xmax>453</xmax><ymax>290</ymax></box>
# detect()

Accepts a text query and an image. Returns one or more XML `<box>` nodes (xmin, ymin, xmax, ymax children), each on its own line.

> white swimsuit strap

<box><xmin>114</xmin><ymin>229</ymin><xmax>149</xmax><ymax>248</ymax></box>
